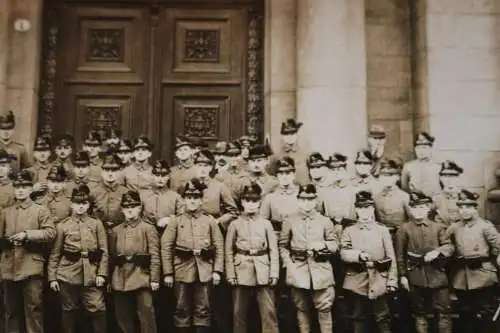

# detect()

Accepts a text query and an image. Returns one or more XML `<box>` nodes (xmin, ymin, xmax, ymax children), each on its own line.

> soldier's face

<box><xmin>101</xmin><ymin>168</ymin><xmax>118</xmax><ymax>183</ymax></box>
<box><xmin>368</xmin><ymin>137</ymin><xmax>385</xmax><ymax>152</ymax></box>
<box><xmin>195</xmin><ymin>163</ymin><xmax>212</xmax><ymax>178</ymax></box>
<box><xmin>248</xmin><ymin>158</ymin><xmax>268</xmax><ymax>173</ymax></box>
<box><xmin>379</xmin><ymin>174</ymin><xmax>398</xmax><ymax>188</ymax></box>
<box><xmin>33</xmin><ymin>150</ymin><xmax>51</xmax><ymax>163</ymax></box>
<box><xmin>298</xmin><ymin>198</ymin><xmax>316</xmax><ymax>212</ymax></box>
<box><xmin>241</xmin><ymin>199</ymin><xmax>261</xmax><ymax>214</ymax></box>
<box><xmin>277</xmin><ymin>171</ymin><xmax>295</xmax><ymax>186</ymax></box>
<box><xmin>282</xmin><ymin>133</ymin><xmax>297</xmax><ymax>145</ymax></box>
<box><xmin>225</xmin><ymin>155</ymin><xmax>240</xmax><ymax>168</ymax></box>
<box><xmin>123</xmin><ymin>206</ymin><xmax>141</xmax><ymax>220</ymax></box>
<box><xmin>241</xmin><ymin>147</ymin><xmax>250</xmax><ymax>159</ymax></box>
<box><xmin>153</xmin><ymin>174</ymin><xmax>169</xmax><ymax>188</ymax></box>
<box><xmin>71</xmin><ymin>202</ymin><xmax>90</xmax><ymax>215</ymax></box>
<box><xmin>176</xmin><ymin>146</ymin><xmax>192</xmax><ymax>161</ymax></box>
<box><xmin>14</xmin><ymin>185</ymin><xmax>32</xmax><ymax>200</ymax></box>
<box><xmin>0</xmin><ymin>163</ymin><xmax>10</xmax><ymax>178</ymax></box>
<box><xmin>356</xmin><ymin>206</ymin><xmax>374</xmax><ymax>222</ymax></box>
<box><xmin>83</xmin><ymin>145</ymin><xmax>100</xmax><ymax>158</ymax></box>
<box><xmin>133</xmin><ymin>148</ymin><xmax>151</xmax><ymax>162</ymax></box>
<box><xmin>48</xmin><ymin>180</ymin><xmax>65</xmax><ymax>194</ymax></box>
<box><xmin>440</xmin><ymin>175</ymin><xmax>458</xmax><ymax>190</ymax></box>
<box><xmin>355</xmin><ymin>163</ymin><xmax>372</xmax><ymax>176</ymax></box>
<box><xmin>55</xmin><ymin>146</ymin><xmax>72</xmax><ymax>159</ymax></box>
<box><xmin>0</xmin><ymin>129</ymin><xmax>13</xmax><ymax>141</ymax></box>
<box><xmin>117</xmin><ymin>152</ymin><xmax>132</xmax><ymax>165</ymax></box>
<box><xmin>458</xmin><ymin>205</ymin><xmax>476</xmax><ymax>220</ymax></box>
<box><xmin>185</xmin><ymin>196</ymin><xmax>202</xmax><ymax>211</ymax></box>
<box><xmin>73</xmin><ymin>166</ymin><xmax>90</xmax><ymax>178</ymax></box>
<box><xmin>329</xmin><ymin>167</ymin><xmax>347</xmax><ymax>182</ymax></box>
<box><xmin>415</xmin><ymin>146</ymin><xmax>432</xmax><ymax>160</ymax></box>
<box><xmin>411</xmin><ymin>204</ymin><xmax>430</xmax><ymax>220</ymax></box>
<box><xmin>106</xmin><ymin>137</ymin><xmax>120</xmax><ymax>147</ymax></box>
<box><xmin>309</xmin><ymin>166</ymin><xmax>326</xmax><ymax>180</ymax></box>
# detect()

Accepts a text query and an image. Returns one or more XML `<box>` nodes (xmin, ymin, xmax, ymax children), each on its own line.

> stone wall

<box><xmin>413</xmin><ymin>0</ymin><xmax>500</xmax><ymax>218</ymax></box>
<box><xmin>365</xmin><ymin>0</ymin><xmax>413</xmax><ymax>161</ymax></box>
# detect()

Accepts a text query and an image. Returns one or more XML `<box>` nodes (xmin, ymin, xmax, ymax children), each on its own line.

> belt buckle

<box><xmin>249</xmin><ymin>249</ymin><xmax>257</xmax><ymax>255</ymax></box>
<box><xmin>81</xmin><ymin>251</ymin><xmax>89</xmax><ymax>258</ymax></box>
<box><xmin>193</xmin><ymin>249</ymin><xmax>201</xmax><ymax>256</ymax></box>
<box><xmin>307</xmin><ymin>250</ymin><xmax>314</xmax><ymax>257</ymax></box>
<box><xmin>125</xmin><ymin>255</ymin><xmax>133</xmax><ymax>261</ymax></box>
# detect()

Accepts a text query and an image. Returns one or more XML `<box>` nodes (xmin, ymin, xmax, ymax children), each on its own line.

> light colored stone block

<box><xmin>453</xmin><ymin>14</ymin><xmax>498</xmax><ymax>49</ymax></box>
<box><xmin>367</xmin><ymin>56</ymin><xmax>410</xmax><ymax>88</ymax></box>
<box><xmin>366</xmin><ymin>24</ymin><xmax>410</xmax><ymax>57</ymax></box>
<box><xmin>426</xmin><ymin>14</ymin><xmax>456</xmax><ymax>48</ymax></box>
<box><xmin>265</xmin><ymin>91</ymin><xmax>296</xmax><ymax>153</ymax></box>
<box><xmin>5</xmin><ymin>87</ymin><xmax>38</xmax><ymax>152</ymax></box>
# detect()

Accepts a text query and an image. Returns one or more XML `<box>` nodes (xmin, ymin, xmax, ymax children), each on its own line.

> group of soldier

<box><xmin>0</xmin><ymin>110</ymin><xmax>498</xmax><ymax>333</ymax></box>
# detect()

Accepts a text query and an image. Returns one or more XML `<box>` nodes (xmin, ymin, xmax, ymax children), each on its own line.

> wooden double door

<box><xmin>43</xmin><ymin>0</ymin><xmax>263</xmax><ymax>160</ymax></box>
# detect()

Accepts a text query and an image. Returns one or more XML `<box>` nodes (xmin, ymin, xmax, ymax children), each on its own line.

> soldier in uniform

<box><xmin>161</xmin><ymin>179</ymin><xmax>224</xmax><ymax>333</ymax></box>
<box><xmin>351</xmin><ymin>150</ymin><xmax>379</xmax><ymax>194</ymax></box>
<box><xmin>123</xmin><ymin>136</ymin><xmax>154</xmax><ymax>191</ymax></box>
<box><xmin>238</xmin><ymin>135</ymin><xmax>257</xmax><ymax>161</ymax></box>
<box><xmin>28</xmin><ymin>136</ymin><xmax>53</xmax><ymax>191</ymax></box>
<box><xmin>116</xmin><ymin>139</ymin><xmax>133</xmax><ymax>168</ymax></box>
<box><xmin>170</xmin><ymin>136</ymin><xmax>196</xmax><ymax>193</ymax></box>
<box><xmin>396</xmin><ymin>191</ymin><xmax>454</xmax><ymax>333</ymax></box>
<box><xmin>0</xmin><ymin>149</ymin><xmax>16</xmax><ymax>209</ymax></box>
<box><xmin>0</xmin><ymin>110</ymin><xmax>30</xmax><ymax>172</ymax></box>
<box><xmin>0</xmin><ymin>170</ymin><xmax>56</xmax><ymax>333</ymax></box>
<box><xmin>340</xmin><ymin>191</ymin><xmax>397</xmax><ymax>333</ymax></box>
<box><xmin>103</xmin><ymin>127</ymin><xmax>122</xmax><ymax>151</ymax></box>
<box><xmin>367</xmin><ymin>124</ymin><xmax>387</xmax><ymax>177</ymax></box>
<box><xmin>66</xmin><ymin>151</ymin><xmax>97</xmax><ymax>196</ymax></box>
<box><xmin>212</xmin><ymin>141</ymin><xmax>228</xmax><ymax>180</ymax></box>
<box><xmin>239</xmin><ymin>143</ymin><xmax>278</xmax><ymax>197</ymax></box>
<box><xmin>279</xmin><ymin>184</ymin><xmax>338</xmax><ymax>333</ymax></box>
<box><xmin>53</xmin><ymin>133</ymin><xmax>75</xmax><ymax>177</ymax></box>
<box><xmin>91</xmin><ymin>154</ymin><xmax>128</xmax><ymax>230</ymax></box>
<box><xmin>319</xmin><ymin>153</ymin><xmax>355</xmax><ymax>221</ymax></box>
<box><xmin>432</xmin><ymin>161</ymin><xmax>464</xmax><ymax>225</ymax></box>
<box><xmin>219</xmin><ymin>141</ymin><xmax>247</xmax><ymax>196</ymax></box>
<box><xmin>225</xmin><ymin>183</ymin><xmax>279</xmax><ymax>333</ymax></box>
<box><xmin>307</xmin><ymin>152</ymin><xmax>331</xmax><ymax>192</ymax></box>
<box><xmin>140</xmin><ymin>160</ymin><xmax>183</xmax><ymax>230</ymax></box>
<box><xmin>109</xmin><ymin>191</ymin><xmax>160</xmax><ymax>333</ymax></box>
<box><xmin>401</xmin><ymin>132</ymin><xmax>441</xmax><ymax>197</ymax></box>
<box><xmin>82</xmin><ymin>130</ymin><xmax>104</xmax><ymax>183</ymax></box>
<box><xmin>47</xmin><ymin>185</ymin><xmax>108</xmax><ymax>333</ymax></box>
<box><xmin>447</xmin><ymin>189</ymin><xmax>500</xmax><ymax>333</ymax></box>
<box><xmin>33</xmin><ymin>165</ymin><xmax>72</xmax><ymax>224</ymax></box>
<box><xmin>269</xmin><ymin>118</ymin><xmax>309</xmax><ymax>185</ymax></box>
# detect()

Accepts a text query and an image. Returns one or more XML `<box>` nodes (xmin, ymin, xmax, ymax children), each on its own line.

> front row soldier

<box><xmin>340</xmin><ymin>191</ymin><xmax>397</xmax><ymax>333</ymax></box>
<box><xmin>161</xmin><ymin>179</ymin><xmax>224</xmax><ymax>333</ymax></box>
<box><xmin>225</xmin><ymin>183</ymin><xmax>279</xmax><ymax>333</ymax></box>
<box><xmin>0</xmin><ymin>170</ymin><xmax>56</xmax><ymax>333</ymax></box>
<box><xmin>447</xmin><ymin>189</ymin><xmax>500</xmax><ymax>333</ymax></box>
<box><xmin>396</xmin><ymin>191</ymin><xmax>454</xmax><ymax>333</ymax></box>
<box><xmin>279</xmin><ymin>184</ymin><xmax>338</xmax><ymax>333</ymax></box>
<box><xmin>48</xmin><ymin>184</ymin><xmax>108</xmax><ymax>333</ymax></box>
<box><xmin>109</xmin><ymin>190</ymin><xmax>160</xmax><ymax>333</ymax></box>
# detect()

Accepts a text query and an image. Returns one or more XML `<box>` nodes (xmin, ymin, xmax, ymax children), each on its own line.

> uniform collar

<box><xmin>0</xmin><ymin>140</ymin><xmax>11</xmax><ymax>147</ymax></box>
<box><xmin>443</xmin><ymin>190</ymin><xmax>458</xmax><ymax>200</ymax></box>
<box><xmin>35</xmin><ymin>161</ymin><xmax>51</xmax><ymax>169</ymax></box>
<box><xmin>278</xmin><ymin>185</ymin><xmax>297</xmax><ymax>195</ymax></box>
<box><xmin>103</xmin><ymin>181</ymin><xmax>119</xmax><ymax>191</ymax></box>
<box><xmin>299</xmin><ymin>210</ymin><xmax>316</xmax><ymax>220</ymax></box>
<box><xmin>177</xmin><ymin>159</ymin><xmax>193</xmax><ymax>169</ymax></box>
<box><xmin>332</xmin><ymin>179</ymin><xmax>348</xmax><ymax>188</ymax></box>
<box><xmin>49</xmin><ymin>191</ymin><xmax>66</xmax><ymax>202</ymax></box>
<box><xmin>312</xmin><ymin>177</ymin><xmax>331</xmax><ymax>188</ymax></box>
<box><xmin>413</xmin><ymin>218</ymin><xmax>429</xmax><ymax>226</ymax></box>
<box><xmin>153</xmin><ymin>186</ymin><xmax>169</xmax><ymax>194</ymax></box>
<box><xmin>72</xmin><ymin>213</ymin><xmax>88</xmax><ymax>222</ymax></box>
<box><xmin>123</xmin><ymin>218</ymin><xmax>140</xmax><ymax>228</ymax></box>
<box><xmin>282</xmin><ymin>143</ymin><xmax>298</xmax><ymax>153</ymax></box>
<box><xmin>357</xmin><ymin>221</ymin><xmax>375</xmax><ymax>230</ymax></box>
<box><xmin>134</xmin><ymin>161</ymin><xmax>151</xmax><ymax>171</ymax></box>
<box><xmin>16</xmin><ymin>199</ymin><xmax>33</xmax><ymax>209</ymax></box>
<box><xmin>186</xmin><ymin>209</ymin><xmax>202</xmax><ymax>218</ymax></box>
<box><xmin>90</xmin><ymin>156</ymin><xmax>101</xmax><ymax>166</ymax></box>
<box><xmin>74</xmin><ymin>177</ymin><xmax>88</xmax><ymax>185</ymax></box>
<box><xmin>463</xmin><ymin>218</ymin><xmax>478</xmax><ymax>227</ymax></box>
<box><xmin>354</xmin><ymin>175</ymin><xmax>371</xmax><ymax>184</ymax></box>
<box><xmin>241</xmin><ymin>213</ymin><xmax>259</xmax><ymax>221</ymax></box>
<box><xmin>0</xmin><ymin>177</ymin><xmax>11</xmax><ymax>186</ymax></box>
<box><xmin>381</xmin><ymin>186</ymin><xmax>397</xmax><ymax>196</ymax></box>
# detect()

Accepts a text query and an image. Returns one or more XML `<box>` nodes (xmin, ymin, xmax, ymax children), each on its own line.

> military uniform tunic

<box><xmin>0</xmin><ymin>179</ymin><xmax>14</xmax><ymax>210</ymax></box>
<box><xmin>199</xmin><ymin>178</ymin><xmax>238</xmax><ymax>231</ymax></box>
<box><xmin>401</xmin><ymin>159</ymin><xmax>441</xmax><ymax>197</ymax></box>
<box><xmin>91</xmin><ymin>181</ymin><xmax>128</xmax><ymax>229</ymax></box>
<box><xmin>123</xmin><ymin>162</ymin><xmax>154</xmax><ymax>191</ymax></box>
<box><xmin>239</xmin><ymin>171</ymin><xmax>278</xmax><ymax>197</ymax></box>
<box><xmin>170</xmin><ymin>160</ymin><xmax>196</xmax><ymax>193</ymax></box>
<box><xmin>260</xmin><ymin>185</ymin><xmax>300</xmax><ymax>232</ymax></box>
<box><xmin>87</xmin><ymin>156</ymin><xmax>103</xmax><ymax>183</ymax></box>
<box><xmin>36</xmin><ymin>192</ymin><xmax>72</xmax><ymax>224</ymax></box>
<box><xmin>26</xmin><ymin>162</ymin><xmax>51</xmax><ymax>185</ymax></box>
<box><xmin>269</xmin><ymin>144</ymin><xmax>309</xmax><ymax>185</ymax></box>
<box><xmin>0</xmin><ymin>140</ymin><xmax>30</xmax><ymax>172</ymax></box>
<box><xmin>432</xmin><ymin>191</ymin><xmax>460</xmax><ymax>225</ymax></box>
<box><xmin>140</xmin><ymin>187</ymin><xmax>184</xmax><ymax>226</ymax></box>
<box><xmin>318</xmin><ymin>181</ymin><xmax>355</xmax><ymax>220</ymax></box>
<box><xmin>374</xmin><ymin>186</ymin><xmax>410</xmax><ymax>231</ymax></box>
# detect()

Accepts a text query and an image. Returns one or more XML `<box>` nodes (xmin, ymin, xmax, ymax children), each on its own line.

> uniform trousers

<box><xmin>408</xmin><ymin>286</ymin><xmax>452</xmax><ymax>333</ymax></box>
<box><xmin>345</xmin><ymin>290</ymin><xmax>392</xmax><ymax>333</ymax></box>
<box><xmin>174</xmin><ymin>282</ymin><xmax>211</xmax><ymax>328</ymax></box>
<box><xmin>455</xmin><ymin>287</ymin><xmax>497</xmax><ymax>333</ymax></box>
<box><xmin>232</xmin><ymin>285</ymin><xmax>278</xmax><ymax>333</ymax></box>
<box><xmin>114</xmin><ymin>289</ymin><xmax>157</xmax><ymax>333</ymax></box>
<box><xmin>4</xmin><ymin>277</ymin><xmax>44</xmax><ymax>333</ymax></box>
<box><xmin>291</xmin><ymin>286</ymin><xmax>335</xmax><ymax>333</ymax></box>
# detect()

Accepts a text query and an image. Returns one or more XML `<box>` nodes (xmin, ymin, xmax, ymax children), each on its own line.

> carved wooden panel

<box><xmin>161</xmin><ymin>86</ymin><xmax>243</xmax><ymax>159</ymax></box>
<box><xmin>163</xmin><ymin>9</ymin><xmax>246</xmax><ymax>83</ymax></box>
<box><xmin>85</xmin><ymin>105</ymin><xmax>122</xmax><ymax>139</ymax></box>
<box><xmin>61</xmin><ymin>7</ymin><xmax>147</xmax><ymax>83</ymax></box>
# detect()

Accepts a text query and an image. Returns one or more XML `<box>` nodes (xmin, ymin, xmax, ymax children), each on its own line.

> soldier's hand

<box><xmin>227</xmin><ymin>278</ymin><xmax>237</xmax><ymax>286</ymax></box>
<box><xmin>424</xmin><ymin>250</ymin><xmax>440</xmax><ymax>263</ymax></box>
<box><xmin>400</xmin><ymin>277</ymin><xmax>410</xmax><ymax>291</ymax></box>
<box><xmin>387</xmin><ymin>284</ymin><xmax>398</xmax><ymax>293</ymax></box>
<box><xmin>50</xmin><ymin>281</ymin><xmax>60</xmax><ymax>292</ymax></box>
<box><xmin>269</xmin><ymin>278</ymin><xmax>278</xmax><ymax>286</ymax></box>
<box><xmin>157</xmin><ymin>217</ymin><xmax>171</xmax><ymax>228</ymax></box>
<box><xmin>9</xmin><ymin>231</ymin><xmax>27</xmax><ymax>243</ymax></box>
<box><xmin>212</xmin><ymin>272</ymin><xmax>221</xmax><ymax>286</ymax></box>
<box><xmin>95</xmin><ymin>276</ymin><xmax>106</xmax><ymax>287</ymax></box>
<box><xmin>359</xmin><ymin>252</ymin><xmax>371</xmax><ymax>262</ymax></box>
<box><xmin>150</xmin><ymin>282</ymin><xmax>160</xmax><ymax>291</ymax></box>
<box><xmin>311</xmin><ymin>242</ymin><xmax>326</xmax><ymax>251</ymax></box>
<box><xmin>164</xmin><ymin>276</ymin><xmax>174</xmax><ymax>288</ymax></box>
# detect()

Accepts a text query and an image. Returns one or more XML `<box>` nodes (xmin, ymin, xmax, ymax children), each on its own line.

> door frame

<box><xmin>38</xmin><ymin>0</ymin><xmax>264</xmax><ymax>153</ymax></box>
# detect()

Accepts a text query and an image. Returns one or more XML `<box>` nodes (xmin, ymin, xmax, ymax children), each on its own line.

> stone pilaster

<box><xmin>0</xmin><ymin>0</ymin><xmax>10</xmax><ymax>112</ymax></box>
<box><xmin>296</xmin><ymin>0</ymin><xmax>368</xmax><ymax>158</ymax></box>
<box><xmin>264</xmin><ymin>0</ymin><xmax>297</xmax><ymax>153</ymax></box>
<box><xmin>5</xmin><ymin>0</ymin><xmax>43</xmax><ymax>152</ymax></box>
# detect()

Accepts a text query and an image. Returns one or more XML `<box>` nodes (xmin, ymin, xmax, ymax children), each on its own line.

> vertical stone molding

<box><xmin>296</xmin><ymin>0</ymin><xmax>368</xmax><ymax>157</ymax></box>
<box><xmin>0</xmin><ymin>0</ymin><xmax>10</xmax><ymax>112</ymax></box>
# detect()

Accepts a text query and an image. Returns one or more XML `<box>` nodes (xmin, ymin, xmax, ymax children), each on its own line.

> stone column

<box><xmin>264</xmin><ymin>0</ymin><xmax>297</xmax><ymax>153</ymax></box>
<box><xmin>0</xmin><ymin>0</ymin><xmax>11</xmax><ymax>112</ymax></box>
<box><xmin>296</xmin><ymin>0</ymin><xmax>367</xmax><ymax>157</ymax></box>
<box><xmin>6</xmin><ymin>0</ymin><xmax>44</xmax><ymax>151</ymax></box>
